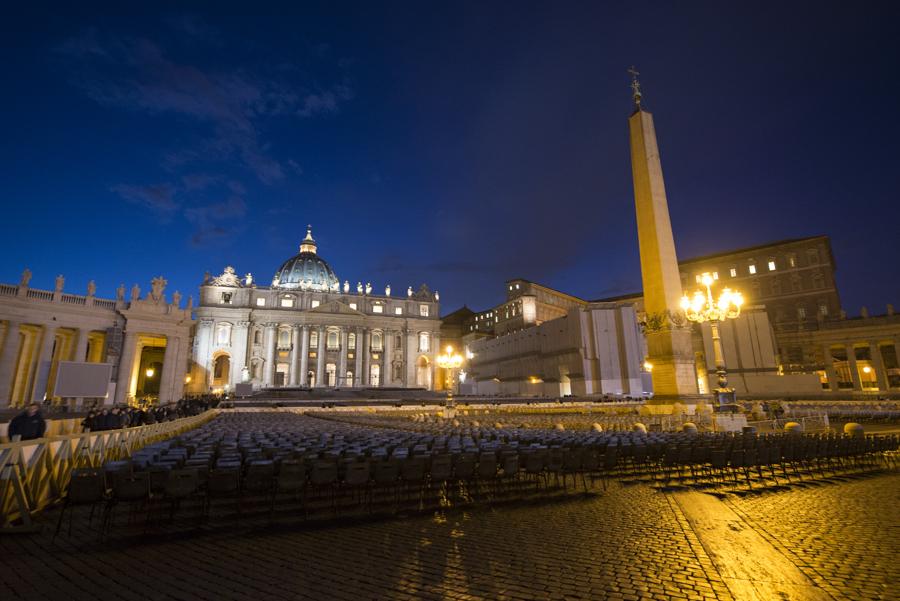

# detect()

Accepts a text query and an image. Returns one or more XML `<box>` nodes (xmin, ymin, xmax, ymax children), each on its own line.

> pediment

<box><xmin>307</xmin><ymin>300</ymin><xmax>364</xmax><ymax>315</ymax></box>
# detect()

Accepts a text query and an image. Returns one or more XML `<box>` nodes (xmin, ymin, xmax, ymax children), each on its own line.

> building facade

<box><xmin>189</xmin><ymin>228</ymin><xmax>443</xmax><ymax>393</ymax></box>
<box><xmin>0</xmin><ymin>271</ymin><xmax>192</xmax><ymax>407</ymax></box>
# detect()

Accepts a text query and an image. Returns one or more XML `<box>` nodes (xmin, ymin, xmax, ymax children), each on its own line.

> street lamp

<box><xmin>681</xmin><ymin>273</ymin><xmax>744</xmax><ymax>406</ymax></box>
<box><xmin>436</xmin><ymin>345</ymin><xmax>463</xmax><ymax>417</ymax></box>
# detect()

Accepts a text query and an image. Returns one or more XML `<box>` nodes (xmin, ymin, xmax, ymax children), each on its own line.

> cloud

<box><xmin>57</xmin><ymin>26</ymin><xmax>353</xmax><ymax>184</ymax></box>
<box><xmin>110</xmin><ymin>183</ymin><xmax>178</xmax><ymax>215</ymax></box>
<box><xmin>181</xmin><ymin>173</ymin><xmax>220</xmax><ymax>191</ymax></box>
<box><xmin>184</xmin><ymin>195</ymin><xmax>247</xmax><ymax>246</ymax></box>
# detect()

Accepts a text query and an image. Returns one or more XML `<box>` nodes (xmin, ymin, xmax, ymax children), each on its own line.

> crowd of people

<box><xmin>81</xmin><ymin>396</ymin><xmax>219</xmax><ymax>432</ymax></box>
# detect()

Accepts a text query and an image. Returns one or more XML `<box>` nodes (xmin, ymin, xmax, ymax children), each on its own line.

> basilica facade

<box><xmin>189</xmin><ymin>228</ymin><xmax>443</xmax><ymax>393</ymax></box>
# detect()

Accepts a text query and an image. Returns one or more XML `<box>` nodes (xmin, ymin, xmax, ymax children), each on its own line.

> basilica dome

<box><xmin>272</xmin><ymin>226</ymin><xmax>340</xmax><ymax>291</ymax></box>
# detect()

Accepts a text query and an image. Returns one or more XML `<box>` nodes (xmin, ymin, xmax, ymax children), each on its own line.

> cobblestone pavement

<box><xmin>1</xmin><ymin>473</ymin><xmax>897</xmax><ymax>601</ymax></box>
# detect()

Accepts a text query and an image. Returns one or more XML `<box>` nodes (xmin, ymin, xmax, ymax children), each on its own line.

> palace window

<box><xmin>748</xmin><ymin>264</ymin><xmax>757</xmax><ymax>275</ymax></box>
<box><xmin>280</xmin><ymin>297</ymin><xmax>294</xmax><ymax>308</ymax></box>
<box><xmin>768</xmin><ymin>259</ymin><xmax>777</xmax><ymax>271</ymax></box>
<box><xmin>419</xmin><ymin>305</ymin><xmax>429</xmax><ymax>317</ymax></box>
<box><xmin>418</xmin><ymin>332</ymin><xmax>430</xmax><ymax>352</ymax></box>
<box><xmin>797</xmin><ymin>306</ymin><xmax>807</xmax><ymax>319</ymax></box>
<box><xmin>729</xmin><ymin>267</ymin><xmax>737</xmax><ymax>278</ymax></box>
<box><xmin>371</xmin><ymin>331</ymin><xmax>383</xmax><ymax>351</ymax></box>
<box><xmin>812</xmin><ymin>273</ymin><xmax>825</xmax><ymax>289</ymax></box>
<box><xmin>348</xmin><ymin>333</ymin><xmax>356</xmax><ymax>350</ymax></box>
<box><xmin>221</xmin><ymin>292</ymin><xmax>232</xmax><ymax>304</ymax></box>
<box><xmin>311</xmin><ymin>300</ymin><xmax>320</xmax><ymax>308</ymax></box>
<box><xmin>309</xmin><ymin>331</ymin><xmax>318</xmax><ymax>348</ymax></box>
<box><xmin>256</xmin><ymin>297</ymin><xmax>266</xmax><ymax>307</ymax></box>
<box><xmin>788</xmin><ymin>254</ymin><xmax>797</xmax><ymax>268</ymax></box>
<box><xmin>819</xmin><ymin>302</ymin><xmax>829</xmax><ymax>316</ymax></box>
<box><xmin>394</xmin><ymin>307</ymin><xmax>403</xmax><ymax>315</ymax></box>
<box><xmin>349</xmin><ymin>302</ymin><xmax>357</xmax><ymax>311</ymax></box>
<box><xmin>712</xmin><ymin>272</ymin><xmax>719</xmax><ymax>280</ymax></box>
<box><xmin>372</xmin><ymin>303</ymin><xmax>384</xmax><ymax>314</ymax></box>
<box><xmin>278</xmin><ymin>330</ymin><xmax>290</xmax><ymax>346</ymax></box>
<box><xmin>807</xmin><ymin>248</ymin><xmax>820</xmax><ymax>264</ymax></box>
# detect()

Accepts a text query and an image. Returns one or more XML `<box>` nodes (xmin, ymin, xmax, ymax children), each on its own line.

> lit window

<box><xmin>280</xmin><ymin>297</ymin><xmax>293</xmax><ymax>307</ymax></box>
<box><xmin>748</xmin><ymin>264</ymin><xmax>757</xmax><ymax>275</ymax></box>
<box><xmin>508</xmin><ymin>285</ymin><xmax>513</xmax><ymax>291</ymax></box>
<box><xmin>797</xmin><ymin>306</ymin><xmax>806</xmax><ymax>319</ymax></box>
<box><xmin>349</xmin><ymin>302</ymin><xmax>357</xmax><ymax>310</ymax></box>
<box><xmin>729</xmin><ymin>268</ymin><xmax>737</xmax><ymax>278</ymax></box>
<box><xmin>788</xmin><ymin>254</ymin><xmax>797</xmax><ymax>268</ymax></box>
<box><xmin>695</xmin><ymin>274</ymin><xmax>702</xmax><ymax>283</ymax></box>
<box><xmin>256</xmin><ymin>297</ymin><xmax>266</xmax><ymax>307</ymax></box>
<box><xmin>309</xmin><ymin>331</ymin><xmax>318</xmax><ymax>348</ymax></box>
<box><xmin>394</xmin><ymin>307</ymin><xmax>403</xmax><ymax>315</ymax></box>
<box><xmin>372</xmin><ymin>331</ymin><xmax>383</xmax><ymax>351</ymax></box>
<box><xmin>819</xmin><ymin>303</ymin><xmax>829</xmax><ymax>316</ymax></box>
<box><xmin>221</xmin><ymin>292</ymin><xmax>232</xmax><ymax>304</ymax></box>
<box><xmin>712</xmin><ymin>272</ymin><xmax>719</xmax><ymax>280</ymax></box>
<box><xmin>311</xmin><ymin>300</ymin><xmax>320</xmax><ymax>308</ymax></box>
<box><xmin>419</xmin><ymin>305</ymin><xmax>429</xmax><ymax>317</ymax></box>
<box><xmin>515</xmin><ymin>284</ymin><xmax>520</xmax><ymax>289</ymax></box>
<box><xmin>768</xmin><ymin>260</ymin><xmax>777</xmax><ymax>271</ymax></box>
<box><xmin>348</xmin><ymin>333</ymin><xmax>356</xmax><ymax>350</ymax></box>
<box><xmin>327</xmin><ymin>330</ymin><xmax>339</xmax><ymax>350</ymax></box>
<box><xmin>372</xmin><ymin>304</ymin><xmax>383</xmax><ymax>314</ymax></box>
<box><xmin>418</xmin><ymin>332</ymin><xmax>430</xmax><ymax>352</ymax></box>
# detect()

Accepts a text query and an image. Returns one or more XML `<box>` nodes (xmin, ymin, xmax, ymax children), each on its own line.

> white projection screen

<box><xmin>55</xmin><ymin>362</ymin><xmax>114</xmax><ymax>398</ymax></box>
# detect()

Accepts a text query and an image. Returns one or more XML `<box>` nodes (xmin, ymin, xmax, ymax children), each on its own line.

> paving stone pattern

<box><xmin>1</xmin><ymin>474</ymin><xmax>898</xmax><ymax>601</ymax></box>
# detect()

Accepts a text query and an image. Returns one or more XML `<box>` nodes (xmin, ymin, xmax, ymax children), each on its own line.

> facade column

<box><xmin>0</xmin><ymin>321</ymin><xmax>21</xmax><ymax>406</ymax></box>
<box><xmin>316</xmin><ymin>326</ymin><xmax>326</xmax><ymax>387</ymax></box>
<box><xmin>299</xmin><ymin>326</ymin><xmax>310</xmax><ymax>387</ymax></box>
<box><xmin>383</xmin><ymin>328</ymin><xmax>393</xmax><ymax>386</ymax></box>
<box><xmin>73</xmin><ymin>329</ymin><xmax>90</xmax><ymax>363</ymax></box>
<box><xmin>870</xmin><ymin>342</ymin><xmax>889</xmax><ymax>391</ymax></box>
<box><xmin>158</xmin><ymin>336</ymin><xmax>180</xmax><ymax>404</ymax></box>
<box><xmin>230</xmin><ymin>321</ymin><xmax>250</xmax><ymax>387</ymax></box>
<box><xmin>822</xmin><ymin>345</ymin><xmax>839</xmax><ymax>392</ymax></box>
<box><xmin>846</xmin><ymin>344</ymin><xmax>862</xmax><ymax>391</ymax></box>
<box><xmin>263</xmin><ymin>323</ymin><xmax>277</xmax><ymax>387</ymax></box>
<box><xmin>354</xmin><ymin>327</ymin><xmax>364</xmax><ymax>386</ymax></box>
<box><xmin>361</xmin><ymin>328</ymin><xmax>370</xmax><ymax>386</ymax></box>
<box><xmin>31</xmin><ymin>325</ymin><xmax>57</xmax><ymax>402</ymax></box>
<box><xmin>338</xmin><ymin>327</ymin><xmax>348</xmax><ymax>387</ymax></box>
<box><xmin>195</xmin><ymin>319</ymin><xmax>214</xmax><ymax>389</ymax></box>
<box><xmin>406</xmin><ymin>328</ymin><xmax>416</xmax><ymax>386</ymax></box>
<box><xmin>289</xmin><ymin>325</ymin><xmax>301</xmax><ymax>386</ymax></box>
<box><xmin>115</xmin><ymin>331</ymin><xmax>138</xmax><ymax>405</ymax></box>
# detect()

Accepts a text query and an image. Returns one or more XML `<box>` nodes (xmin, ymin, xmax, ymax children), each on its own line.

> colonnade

<box><xmin>821</xmin><ymin>340</ymin><xmax>900</xmax><ymax>392</ymax></box>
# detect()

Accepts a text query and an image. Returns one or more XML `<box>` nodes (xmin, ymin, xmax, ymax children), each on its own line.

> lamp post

<box><xmin>435</xmin><ymin>345</ymin><xmax>463</xmax><ymax>418</ymax></box>
<box><xmin>681</xmin><ymin>273</ymin><xmax>744</xmax><ymax>406</ymax></box>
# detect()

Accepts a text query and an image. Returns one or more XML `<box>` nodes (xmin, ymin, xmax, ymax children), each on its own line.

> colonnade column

<box><xmin>289</xmin><ymin>325</ymin><xmax>301</xmax><ymax>386</ymax></box>
<box><xmin>263</xmin><ymin>323</ymin><xmax>277</xmax><ymax>388</ymax></box>
<box><xmin>870</xmin><ymin>342</ymin><xmax>889</xmax><ymax>391</ymax></box>
<box><xmin>354</xmin><ymin>327</ymin><xmax>364</xmax><ymax>386</ymax></box>
<box><xmin>316</xmin><ymin>326</ymin><xmax>326</xmax><ymax>387</ymax></box>
<box><xmin>231</xmin><ymin>322</ymin><xmax>250</xmax><ymax>387</ymax></box>
<box><xmin>299</xmin><ymin>326</ymin><xmax>310</xmax><ymax>387</ymax></box>
<box><xmin>115</xmin><ymin>330</ymin><xmax>138</xmax><ymax>405</ymax></box>
<box><xmin>846</xmin><ymin>344</ymin><xmax>862</xmax><ymax>391</ymax></box>
<box><xmin>405</xmin><ymin>329</ymin><xmax>416</xmax><ymax>387</ymax></box>
<box><xmin>822</xmin><ymin>345</ymin><xmax>839</xmax><ymax>392</ymax></box>
<box><xmin>0</xmin><ymin>321</ymin><xmax>21</xmax><ymax>405</ymax></box>
<box><xmin>31</xmin><ymin>325</ymin><xmax>57</xmax><ymax>402</ymax></box>
<box><xmin>383</xmin><ymin>329</ymin><xmax>393</xmax><ymax>386</ymax></box>
<box><xmin>158</xmin><ymin>336</ymin><xmax>180</xmax><ymax>404</ymax></box>
<box><xmin>338</xmin><ymin>328</ymin><xmax>348</xmax><ymax>387</ymax></box>
<box><xmin>361</xmin><ymin>328</ymin><xmax>370</xmax><ymax>386</ymax></box>
<box><xmin>73</xmin><ymin>328</ymin><xmax>90</xmax><ymax>363</ymax></box>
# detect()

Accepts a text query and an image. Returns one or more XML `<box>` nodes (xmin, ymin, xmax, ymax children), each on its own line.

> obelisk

<box><xmin>627</xmin><ymin>68</ymin><xmax>698</xmax><ymax>401</ymax></box>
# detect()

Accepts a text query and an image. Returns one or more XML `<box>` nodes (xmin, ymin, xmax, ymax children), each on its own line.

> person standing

<box><xmin>8</xmin><ymin>403</ymin><xmax>47</xmax><ymax>441</ymax></box>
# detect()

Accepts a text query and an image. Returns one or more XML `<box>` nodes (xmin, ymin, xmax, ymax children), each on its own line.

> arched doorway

<box><xmin>213</xmin><ymin>354</ymin><xmax>231</xmax><ymax>387</ymax></box>
<box><xmin>416</xmin><ymin>355</ymin><xmax>431</xmax><ymax>389</ymax></box>
<box><xmin>326</xmin><ymin>363</ymin><xmax>336</xmax><ymax>387</ymax></box>
<box><xmin>346</xmin><ymin>371</ymin><xmax>354</xmax><ymax>387</ymax></box>
<box><xmin>370</xmin><ymin>364</ymin><xmax>380</xmax><ymax>387</ymax></box>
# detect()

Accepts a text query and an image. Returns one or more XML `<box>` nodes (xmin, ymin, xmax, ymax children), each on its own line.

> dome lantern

<box><xmin>298</xmin><ymin>225</ymin><xmax>317</xmax><ymax>255</ymax></box>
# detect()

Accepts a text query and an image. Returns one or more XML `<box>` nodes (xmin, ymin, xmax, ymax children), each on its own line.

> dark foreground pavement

<box><xmin>1</xmin><ymin>472</ymin><xmax>897</xmax><ymax>601</ymax></box>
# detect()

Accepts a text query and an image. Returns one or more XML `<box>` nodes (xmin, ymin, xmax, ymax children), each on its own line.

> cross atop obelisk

<box><xmin>627</xmin><ymin>65</ymin><xmax>642</xmax><ymax>110</ymax></box>
<box><xmin>627</xmin><ymin>69</ymin><xmax>699</xmax><ymax>400</ymax></box>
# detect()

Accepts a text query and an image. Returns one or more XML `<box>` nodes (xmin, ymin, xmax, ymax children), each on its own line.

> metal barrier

<box><xmin>0</xmin><ymin>410</ymin><xmax>218</xmax><ymax>531</ymax></box>
<box><xmin>745</xmin><ymin>414</ymin><xmax>831</xmax><ymax>433</ymax></box>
